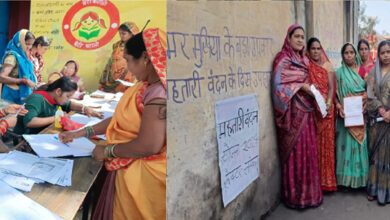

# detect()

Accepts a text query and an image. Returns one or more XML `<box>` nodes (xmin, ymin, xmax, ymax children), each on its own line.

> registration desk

<box><xmin>13</xmin><ymin>124</ymin><xmax>104</xmax><ymax>220</ymax></box>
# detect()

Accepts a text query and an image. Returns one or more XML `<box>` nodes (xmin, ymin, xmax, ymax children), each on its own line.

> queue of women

<box><xmin>0</xmin><ymin>21</ymin><xmax>166</xmax><ymax>219</ymax></box>
<box><xmin>272</xmin><ymin>24</ymin><xmax>390</xmax><ymax>208</ymax></box>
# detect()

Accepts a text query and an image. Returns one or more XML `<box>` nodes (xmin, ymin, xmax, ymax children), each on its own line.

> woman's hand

<box><xmin>83</xmin><ymin>106</ymin><xmax>104</xmax><ymax>118</ymax></box>
<box><xmin>58</xmin><ymin>131</ymin><xmax>83</xmax><ymax>143</ymax></box>
<box><xmin>92</xmin><ymin>144</ymin><xmax>106</xmax><ymax>162</ymax></box>
<box><xmin>25</xmin><ymin>79</ymin><xmax>36</xmax><ymax>90</ymax></box>
<box><xmin>384</xmin><ymin>111</ymin><xmax>390</xmax><ymax>123</ymax></box>
<box><xmin>336</xmin><ymin>103</ymin><xmax>345</xmax><ymax>118</ymax></box>
<box><xmin>3</xmin><ymin>104</ymin><xmax>28</xmax><ymax>116</ymax></box>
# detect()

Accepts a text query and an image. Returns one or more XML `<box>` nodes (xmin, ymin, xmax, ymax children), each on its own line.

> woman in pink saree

<box><xmin>271</xmin><ymin>24</ymin><xmax>322</xmax><ymax>208</ymax></box>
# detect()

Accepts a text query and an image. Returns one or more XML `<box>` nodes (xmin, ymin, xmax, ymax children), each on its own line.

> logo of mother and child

<box><xmin>62</xmin><ymin>0</ymin><xmax>119</xmax><ymax>50</ymax></box>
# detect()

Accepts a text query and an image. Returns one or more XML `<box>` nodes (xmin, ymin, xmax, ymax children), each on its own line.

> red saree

<box><xmin>358</xmin><ymin>58</ymin><xmax>375</xmax><ymax>80</ymax></box>
<box><xmin>308</xmin><ymin>50</ymin><xmax>337</xmax><ymax>192</ymax></box>
<box><xmin>272</xmin><ymin>24</ymin><xmax>322</xmax><ymax>208</ymax></box>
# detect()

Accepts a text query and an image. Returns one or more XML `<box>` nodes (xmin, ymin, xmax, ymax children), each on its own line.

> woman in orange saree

<box><xmin>306</xmin><ymin>37</ymin><xmax>337</xmax><ymax>192</ymax></box>
<box><xmin>99</xmin><ymin>22</ymin><xmax>139</xmax><ymax>93</ymax></box>
<box><xmin>59</xmin><ymin>28</ymin><xmax>167</xmax><ymax>219</ymax></box>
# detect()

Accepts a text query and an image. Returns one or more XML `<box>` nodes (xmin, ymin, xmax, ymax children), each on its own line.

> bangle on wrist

<box><xmin>327</xmin><ymin>98</ymin><xmax>332</xmax><ymax>105</ymax></box>
<box><xmin>81</xmin><ymin>106</ymin><xmax>86</xmax><ymax>114</ymax></box>
<box><xmin>111</xmin><ymin>144</ymin><xmax>118</xmax><ymax>157</ymax></box>
<box><xmin>104</xmin><ymin>145</ymin><xmax>111</xmax><ymax>158</ymax></box>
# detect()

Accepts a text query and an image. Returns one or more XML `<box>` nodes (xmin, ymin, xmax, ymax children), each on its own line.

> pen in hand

<box><xmin>14</xmin><ymin>103</ymin><xmax>26</xmax><ymax>116</ymax></box>
<box><xmin>54</xmin><ymin>136</ymin><xmax>70</xmax><ymax>147</ymax></box>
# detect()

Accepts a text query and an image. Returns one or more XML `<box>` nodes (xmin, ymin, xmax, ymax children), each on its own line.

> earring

<box><xmin>144</xmin><ymin>61</ymin><xmax>147</xmax><ymax>67</ymax></box>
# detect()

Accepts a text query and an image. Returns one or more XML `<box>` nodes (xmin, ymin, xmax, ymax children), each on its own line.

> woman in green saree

<box><xmin>335</xmin><ymin>43</ymin><xmax>369</xmax><ymax>188</ymax></box>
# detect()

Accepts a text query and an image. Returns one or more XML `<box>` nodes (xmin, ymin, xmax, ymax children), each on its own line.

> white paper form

<box><xmin>70</xmin><ymin>113</ymin><xmax>102</xmax><ymax>126</ymax></box>
<box><xmin>0</xmin><ymin>180</ymin><xmax>61</xmax><ymax>220</ymax></box>
<box><xmin>343</xmin><ymin>96</ymin><xmax>364</xmax><ymax>127</ymax></box>
<box><xmin>310</xmin><ymin>85</ymin><xmax>327</xmax><ymax>118</ymax></box>
<box><xmin>116</xmin><ymin>79</ymin><xmax>135</xmax><ymax>87</ymax></box>
<box><xmin>0</xmin><ymin>151</ymin><xmax>68</xmax><ymax>185</ymax></box>
<box><xmin>23</xmin><ymin>134</ymin><xmax>95</xmax><ymax>158</ymax></box>
<box><xmin>0</xmin><ymin>168</ymin><xmax>35</xmax><ymax>192</ymax></box>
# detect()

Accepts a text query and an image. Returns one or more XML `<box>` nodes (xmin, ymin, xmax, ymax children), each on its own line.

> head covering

<box><xmin>120</xmin><ymin>22</ymin><xmax>139</xmax><ymax>36</ymax></box>
<box><xmin>336</xmin><ymin>43</ymin><xmax>365</xmax><ymax>100</ymax></box>
<box><xmin>368</xmin><ymin>41</ymin><xmax>389</xmax><ymax>102</ymax></box>
<box><xmin>271</xmin><ymin>24</ymin><xmax>311</xmax><ymax>163</ymax></box>
<box><xmin>273</xmin><ymin>24</ymin><xmax>308</xmax><ymax>71</ymax></box>
<box><xmin>61</xmin><ymin>60</ymin><xmax>80</xmax><ymax>83</ymax></box>
<box><xmin>1</xmin><ymin>29</ymin><xmax>36</xmax><ymax>104</ymax></box>
<box><xmin>142</xmin><ymin>28</ymin><xmax>167</xmax><ymax>89</ymax></box>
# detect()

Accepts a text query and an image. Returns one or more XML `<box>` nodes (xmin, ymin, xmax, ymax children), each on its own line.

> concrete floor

<box><xmin>265</xmin><ymin>188</ymin><xmax>390</xmax><ymax>220</ymax></box>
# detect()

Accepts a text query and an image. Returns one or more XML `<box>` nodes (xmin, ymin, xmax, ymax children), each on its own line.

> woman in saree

<box><xmin>59</xmin><ymin>28</ymin><xmax>166</xmax><ymax>219</ymax></box>
<box><xmin>29</xmin><ymin>36</ymin><xmax>51</xmax><ymax>85</ymax></box>
<box><xmin>99</xmin><ymin>22</ymin><xmax>139</xmax><ymax>93</ymax></box>
<box><xmin>271</xmin><ymin>24</ymin><xmax>322</xmax><ymax>208</ymax></box>
<box><xmin>358</xmin><ymin>39</ymin><xmax>376</xmax><ymax>81</ymax></box>
<box><xmin>366</xmin><ymin>40</ymin><xmax>390</xmax><ymax>204</ymax></box>
<box><xmin>0</xmin><ymin>29</ymin><xmax>37</xmax><ymax>104</ymax></box>
<box><xmin>335</xmin><ymin>43</ymin><xmax>369</xmax><ymax>188</ymax></box>
<box><xmin>48</xmin><ymin>60</ymin><xmax>87</xmax><ymax>98</ymax></box>
<box><xmin>306</xmin><ymin>37</ymin><xmax>337</xmax><ymax>192</ymax></box>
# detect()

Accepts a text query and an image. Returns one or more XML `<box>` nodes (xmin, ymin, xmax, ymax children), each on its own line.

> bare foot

<box><xmin>367</xmin><ymin>195</ymin><xmax>375</xmax><ymax>201</ymax></box>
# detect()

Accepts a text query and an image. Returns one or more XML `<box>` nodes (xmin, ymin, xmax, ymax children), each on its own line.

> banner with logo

<box><xmin>30</xmin><ymin>0</ymin><xmax>166</xmax><ymax>90</ymax></box>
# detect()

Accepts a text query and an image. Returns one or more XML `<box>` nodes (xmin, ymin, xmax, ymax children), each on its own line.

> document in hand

<box><xmin>343</xmin><ymin>96</ymin><xmax>364</xmax><ymax>127</ymax></box>
<box><xmin>310</xmin><ymin>85</ymin><xmax>327</xmax><ymax>118</ymax></box>
<box><xmin>23</xmin><ymin>134</ymin><xmax>96</xmax><ymax>157</ymax></box>
<box><xmin>0</xmin><ymin>180</ymin><xmax>61</xmax><ymax>220</ymax></box>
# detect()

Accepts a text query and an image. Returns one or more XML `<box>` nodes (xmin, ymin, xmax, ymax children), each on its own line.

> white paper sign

<box><xmin>215</xmin><ymin>94</ymin><xmax>259</xmax><ymax>207</ymax></box>
<box><xmin>343</xmin><ymin>96</ymin><xmax>364</xmax><ymax>127</ymax></box>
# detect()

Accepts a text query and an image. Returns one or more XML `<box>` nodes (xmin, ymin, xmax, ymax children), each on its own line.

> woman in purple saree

<box><xmin>271</xmin><ymin>24</ymin><xmax>322</xmax><ymax>208</ymax></box>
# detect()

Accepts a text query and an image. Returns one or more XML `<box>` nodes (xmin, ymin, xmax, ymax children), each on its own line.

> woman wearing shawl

<box><xmin>366</xmin><ymin>40</ymin><xmax>390</xmax><ymax>204</ymax></box>
<box><xmin>306</xmin><ymin>37</ymin><xmax>337</xmax><ymax>192</ymax></box>
<box><xmin>30</xmin><ymin>36</ymin><xmax>51</xmax><ymax>85</ymax></box>
<box><xmin>358</xmin><ymin>39</ymin><xmax>376</xmax><ymax>81</ymax></box>
<box><xmin>48</xmin><ymin>60</ymin><xmax>86</xmax><ymax>93</ymax></box>
<box><xmin>59</xmin><ymin>28</ymin><xmax>166</xmax><ymax>219</ymax></box>
<box><xmin>99</xmin><ymin>22</ymin><xmax>139</xmax><ymax>93</ymax></box>
<box><xmin>0</xmin><ymin>29</ymin><xmax>37</xmax><ymax>104</ymax></box>
<box><xmin>335</xmin><ymin>43</ymin><xmax>369</xmax><ymax>188</ymax></box>
<box><xmin>271</xmin><ymin>25</ymin><xmax>322</xmax><ymax>208</ymax></box>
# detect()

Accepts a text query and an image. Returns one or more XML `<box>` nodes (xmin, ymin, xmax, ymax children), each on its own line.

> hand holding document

<box><xmin>343</xmin><ymin>96</ymin><xmax>364</xmax><ymax>127</ymax></box>
<box><xmin>310</xmin><ymin>85</ymin><xmax>327</xmax><ymax>118</ymax></box>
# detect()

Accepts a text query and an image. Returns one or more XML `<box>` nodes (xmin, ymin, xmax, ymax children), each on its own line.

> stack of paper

<box><xmin>310</xmin><ymin>85</ymin><xmax>327</xmax><ymax>118</ymax></box>
<box><xmin>0</xmin><ymin>151</ymin><xmax>73</xmax><ymax>188</ymax></box>
<box><xmin>343</xmin><ymin>96</ymin><xmax>364</xmax><ymax>127</ymax></box>
<box><xmin>0</xmin><ymin>180</ymin><xmax>61</xmax><ymax>220</ymax></box>
<box><xmin>23</xmin><ymin>134</ymin><xmax>96</xmax><ymax>157</ymax></box>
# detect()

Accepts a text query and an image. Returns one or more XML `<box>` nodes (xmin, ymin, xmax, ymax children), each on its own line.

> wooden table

<box><xmin>19</xmin><ymin>125</ymin><xmax>104</xmax><ymax>220</ymax></box>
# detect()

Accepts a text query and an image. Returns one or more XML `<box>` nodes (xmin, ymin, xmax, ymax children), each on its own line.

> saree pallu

<box><xmin>308</xmin><ymin>61</ymin><xmax>337</xmax><ymax>191</ymax></box>
<box><xmin>367</xmin><ymin>122</ymin><xmax>390</xmax><ymax>204</ymax></box>
<box><xmin>281</xmin><ymin>94</ymin><xmax>323</xmax><ymax>208</ymax></box>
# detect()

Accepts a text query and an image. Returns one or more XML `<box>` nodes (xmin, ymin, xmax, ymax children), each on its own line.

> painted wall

<box><xmin>166</xmin><ymin>2</ymin><xmax>292</xmax><ymax>219</ymax></box>
<box><xmin>166</xmin><ymin>1</ymin><xmax>351</xmax><ymax>219</ymax></box>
